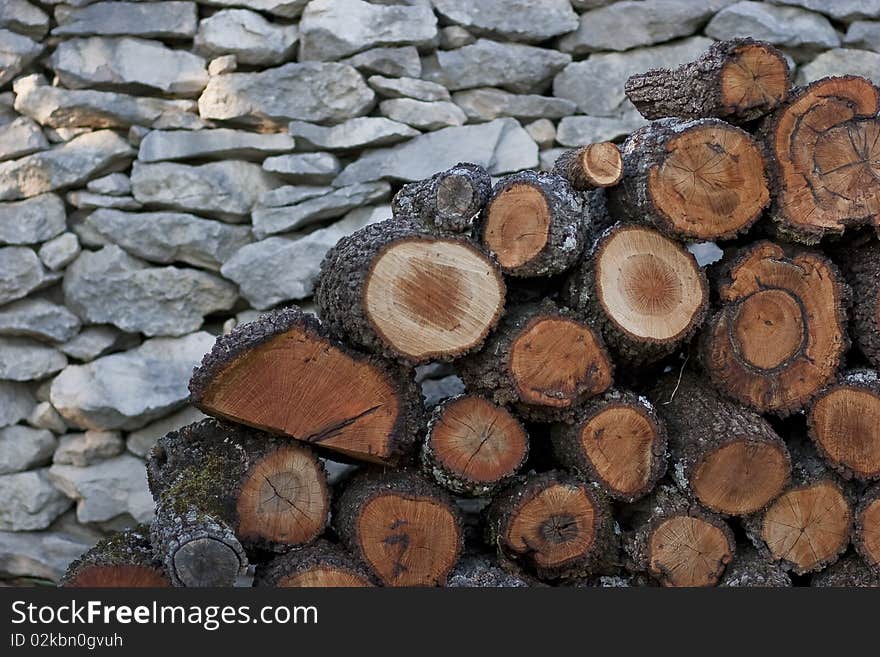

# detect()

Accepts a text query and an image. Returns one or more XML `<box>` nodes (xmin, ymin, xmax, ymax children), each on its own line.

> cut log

<box><xmin>253</xmin><ymin>540</ymin><xmax>375</xmax><ymax>587</ymax></box>
<box><xmin>745</xmin><ymin>439</ymin><xmax>852</xmax><ymax>575</ymax></box>
<box><xmin>623</xmin><ymin>483</ymin><xmax>735</xmax><ymax>587</ymax></box>
<box><xmin>457</xmin><ymin>300</ymin><xmax>613</xmax><ymax>422</ymax></box>
<box><xmin>147</xmin><ymin>419</ymin><xmax>330</xmax><ymax>553</ymax></box>
<box><xmin>653</xmin><ymin>370</ymin><xmax>790</xmax><ymax>516</ymax></box>
<box><xmin>855</xmin><ymin>484</ymin><xmax>880</xmax><ymax>572</ymax></box>
<box><xmin>335</xmin><ymin>469</ymin><xmax>463</xmax><ymax>587</ymax></box>
<box><xmin>838</xmin><ymin>238</ymin><xmax>880</xmax><ymax>369</ymax></box>
<box><xmin>315</xmin><ymin>219</ymin><xmax>505</xmax><ymax>364</ymax></box>
<box><xmin>550</xmin><ymin>388</ymin><xmax>667</xmax><ymax>502</ymax></box>
<box><xmin>392</xmin><ymin>162</ymin><xmax>491</xmax><ymax>233</ymax></box>
<box><xmin>811</xmin><ymin>554</ymin><xmax>880</xmax><ymax>587</ymax></box>
<box><xmin>566</xmin><ymin>223</ymin><xmax>708</xmax><ymax>365</ymax></box>
<box><xmin>718</xmin><ymin>545</ymin><xmax>791</xmax><ymax>587</ymax></box>
<box><xmin>701</xmin><ymin>241</ymin><xmax>849</xmax><ymax>416</ymax></box>
<box><xmin>189</xmin><ymin>307</ymin><xmax>423</xmax><ymax>465</ymax></box>
<box><xmin>478</xmin><ymin>170</ymin><xmax>588</xmax><ymax>277</ymax></box>
<box><xmin>61</xmin><ymin>525</ymin><xmax>171</xmax><ymax>588</ymax></box>
<box><xmin>607</xmin><ymin>118</ymin><xmax>769</xmax><ymax>241</ymax></box>
<box><xmin>421</xmin><ymin>394</ymin><xmax>529</xmax><ymax>497</ymax></box>
<box><xmin>485</xmin><ymin>470</ymin><xmax>615</xmax><ymax>580</ymax></box>
<box><xmin>808</xmin><ymin>369</ymin><xmax>880</xmax><ymax>481</ymax></box>
<box><xmin>762</xmin><ymin>75</ymin><xmax>880</xmax><ymax>244</ymax></box>
<box><xmin>626</xmin><ymin>38</ymin><xmax>791</xmax><ymax>123</ymax></box>
<box><xmin>552</xmin><ymin>142</ymin><xmax>624</xmax><ymax>190</ymax></box>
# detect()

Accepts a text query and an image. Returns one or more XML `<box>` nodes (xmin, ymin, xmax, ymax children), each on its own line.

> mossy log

<box><xmin>392</xmin><ymin>162</ymin><xmax>491</xmax><ymax>233</ymax></box>
<box><xmin>61</xmin><ymin>525</ymin><xmax>170</xmax><ymax>588</ymax></box>
<box><xmin>551</xmin><ymin>142</ymin><xmax>623</xmax><ymax>190</ymax></box>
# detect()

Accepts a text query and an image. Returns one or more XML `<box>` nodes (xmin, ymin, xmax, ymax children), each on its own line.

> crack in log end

<box><xmin>397</xmin><ymin>259</ymin><xmax>465</xmax><ymax>332</ymax></box>
<box><xmin>540</xmin><ymin>514</ymin><xmax>580</xmax><ymax>545</ymax></box>
<box><xmin>483</xmin><ymin>183</ymin><xmax>551</xmax><ymax>270</ymax></box>
<box><xmin>720</xmin><ymin>43</ymin><xmax>790</xmax><ymax>117</ymax></box>
<box><xmin>648</xmin><ymin>515</ymin><xmax>733</xmax><ymax>587</ymax></box>
<box><xmin>809</xmin><ymin>384</ymin><xmax>880</xmax><ymax>481</ymax></box>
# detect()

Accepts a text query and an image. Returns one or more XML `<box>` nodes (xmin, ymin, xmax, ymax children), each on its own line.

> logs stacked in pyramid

<box><xmin>62</xmin><ymin>38</ymin><xmax>880</xmax><ymax>589</ymax></box>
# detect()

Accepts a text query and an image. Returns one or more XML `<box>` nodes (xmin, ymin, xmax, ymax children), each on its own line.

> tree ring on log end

<box><xmin>648</xmin><ymin>515</ymin><xmax>733</xmax><ymax>587</ymax></box>
<box><xmin>277</xmin><ymin>568</ymin><xmax>373</xmax><ymax>588</ymax></box>
<box><xmin>509</xmin><ymin>316</ymin><xmax>613</xmax><ymax>408</ymax></box>
<box><xmin>761</xmin><ymin>482</ymin><xmax>851</xmax><ymax>574</ymax></box>
<box><xmin>809</xmin><ymin>386</ymin><xmax>880</xmax><ymax>480</ymax></box>
<box><xmin>580</xmin><ymin>142</ymin><xmax>624</xmax><ymax>187</ymax></box>
<box><xmin>64</xmin><ymin>565</ymin><xmax>170</xmax><ymax>588</ymax></box>
<box><xmin>173</xmin><ymin>538</ymin><xmax>245</xmax><ymax>588</ymax></box>
<box><xmin>731</xmin><ymin>289</ymin><xmax>805</xmax><ymax>371</ymax></box>
<box><xmin>720</xmin><ymin>42</ymin><xmax>790</xmax><ymax>117</ymax></box>
<box><xmin>364</xmin><ymin>238</ymin><xmax>505</xmax><ymax>361</ymax></box>
<box><xmin>857</xmin><ymin>496</ymin><xmax>880</xmax><ymax>568</ymax></box>
<box><xmin>482</xmin><ymin>183</ymin><xmax>551</xmax><ymax>270</ymax></box>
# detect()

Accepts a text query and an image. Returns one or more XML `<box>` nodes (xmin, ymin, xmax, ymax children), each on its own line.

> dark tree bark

<box><xmin>253</xmin><ymin>540</ymin><xmax>375</xmax><ymax>587</ymax></box>
<box><xmin>718</xmin><ymin>545</ymin><xmax>791</xmax><ymax>587</ymax></box>
<box><xmin>392</xmin><ymin>162</ymin><xmax>491</xmax><ymax>233</ymax></box>
<box><xmin>61</xmin><ymin>525</ymin><xmax>170</xmax><ymax>588</ymax></box>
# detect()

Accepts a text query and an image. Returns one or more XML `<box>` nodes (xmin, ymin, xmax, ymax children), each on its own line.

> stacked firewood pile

<box><xmin>61</xmin><ymin>39</ymin><xmax>880</xmax><ymax>588</ymax></box>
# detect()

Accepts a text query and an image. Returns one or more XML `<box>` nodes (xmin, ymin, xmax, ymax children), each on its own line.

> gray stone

<box><xmin>845</xmin><ymin>21</ymin><xmax>880</xmax><ymax>52</ymax></box>
<box><xmin>262</xmin><ymin>152</ymin><xmax>341</xmax><ymax>183</ymax></box>
<box><xmin>259</xmin><ymin>185</ymin><xmax>331</xmax><ymax>208</ymax></box>
<box><xmin>560</xmin><ymin>1</ymin><xmax>735</xmax><ymax>54</ymax></box>
<box><xmin>539</xmin><ymin>147</ymin><xmax>566</xmax><ymax>172</ymax></box>
<box><xmin>0</xmin><ymin>525</ymin><xmax>98</xmax><ymax>581</ymax></box>
<box><xmin>379</xmin><ymin>98</ymin><xmax>466</xmax><ymax>130</ymax></box>
<box><xmin>0</xmin><ymin>298</ymin><xmax>81</xmax><ymax>342</ymax></box>
<box><xmin>288</xmin><ymin>117</ymin><xmax>418</xmax><ymax>151</ymax></box>
<box><xmin>57</xmin><ymin>326</ymin><xmax>120</xmax><ymax>361</ymax></box>
<box><xmin>195</xmin><ymin>9</ymin><xmax>299</xmax><ymax>66</ymax></box>
<box><xmin>706</xmin><ymin>2</ymin><xmax>840</xmax><ymax>55</ymax></box>
<box><xmin>0</xmin><ymin>0</ymin><xmax>49</xmax><ymax>39</ymax></box>
<box><xmin>66</xmin><ymin>191</ymin><xmax>141</xmax><ymax>211</ymax></box>
<box><xmin>82</xmin><ymin>208</ymin><xmax>252</xmax><ymax>271</ymax></box>
<box><xmin>453</xmin><ymin>88</ymin><xmax>577</xmax><ymax>121</ymax></box>
<box><xmin>0</xmin><ymin>29</ymin><xmax>42</xmax><ymax>87</ymax></box>
<box><xmin>421</xmin><ymin>375</ymin><xmax>465</xmax><ymax>408</ymax></box>
<box><xmin>553</xmin><ymin>36</ymin><xmax>714</xmax><ymax>117</ymax></box>
<box><xmin>0</xmin><ymin>381</ymin><xmax>34</xmax><ymax>428</ymax></box>
<box><xmin>0</xmin><ymin>425</ymin><xmax>56</xmax><ymax>474</ymax></box>
<box><xmin>53</xmin><ymin>430</ymin><xmax>124</xmax><ymax>467</ymax></box>
<box><xmin>53</xmin><ymin>1</ymin><xmax>198</xmax><ymax>39</ymax></box>
<box><xmin>126</xmin><ymin>405</ymin><xmax>205</xmax><ymax>458</ymax></box>
<box><xmin>49</xmin><ymin>331</ymin><xmax>214</xmax><ymax>430</ymax></box>
<box><xmin>367</xmin><ymin>75</ymin><xmax>451</xmax><ymax>102</ymax></box>
<box><xmin>766</xmin><ymin>0</ymin><xmax>880</xmax><ymax>22</ymax></box>
<box><xmin>0</xmin><ymin>116</ymin><xmax>47</xmax><ymax>162</ymax></box>
<box><xmin>138</xmin><ymin>128</ymin><xmax>294</xmax><ymax>163</ymax></box>
<box><xmin>0</xmin><ymin>246</ymin><xmax>58</xmax><ymax>305</ymax></box>
<box><xmin>49</xmin><ymin>37</ymin><xmax>208</xmax><ymax>97</ymax></box>
<box><xmin>556</xmin><ymin>114</ymin><xmax>647</xmax><ymax>147</ymax></box>
<box><xmin>688</xmin><ymin>242</ymin><xmax>724</xmax><ymax>267</ymax></box>
<box><xmin>63</xmin><ymin>245</ymin><xmax>238</xmax><ymax>337</ymax></box>
<box><xmin>423</xmin><ymin>39</ymin><xmax>571</xmax><ymax>93</ymax></box>
<box><xmin>432</xmin><ymin>0</ymin><xmax>578</xmax><ymax>43</ymax></box>
<box><xmin>87</xmin><ymin>174</ymin><xmax>130</xmax><ymax>196</ymax></box>
<box><xmin>197</xmin><ymin>0</ymin><xmax>308</xmax><ymax>17</ymax></box>
<box><xmin>13</xmin><ymin>74</ymin><xmax>204</xmax><ymax>130</ymax></box>
<box><xmin>27</xmin><ymin>401</ymin><xmax>67</xmax><ymax>434</ymax></box>
<box><xmin>38</xmin><ymin>233</ymin><xmax>80</xmax><ymax>271</ymax></box>
<box><xmin>44</xmin><ymin>126</ymin><xmax>90</xmax><ymax>143</ymax></box>
<box><xmin>525</xmin><ymin>119</ymin><xmax>556</xmax><ymax>150</ymax></box>
<box><xmin>131</xmin><ymin>160</ymin><xmax>278</xmax><ymax>221</ymax></box>
<box><xmin>0</xmin><ymin>193</ymin><xmax>66</xmax><ymax>245</ymax></box>
<box><xmin>208</xmin><ymin>54</ymin><xmax>237</xmax><ymax>76</ymax></box>
<box><xmin>438</xmin><ymin>25</ymin><xmax>475</xmax><ymax>50</ymax></box>
<box><xmin>0</xmin><ymin>336</ymin><xmax>67</xmax><ymax>381</ymax></box>
<box><xmin>222</xmin><ymin>204</ymin><xmax>388</xmax><ymax>308</ymax></box>
<box><xmin>300</xmin><ymin>0</ymin><xmax>437</xmax><ymax>61</ymax></box>
<box><xmin>0</xmin><ymin>130</ymin><xmax>133</xmax><ymax>201</ymax></box>
<box><xmin>197</xmin><ymin>62</ymin><xmax>375</xmax><ymax>126</ymax></box>
<box><xmin>252</xmin><ymin>181</ymin><xmax>390</xmax><ymax>237</ymax></box>
<box><xmin>0</xmin><ymin>469</ymin><xmax>71</xmax><ymax>530</ymax></box>
<box><xmin>798</xmin><ymin>48</ymin><xmax>880</xmax><ymax>85</ymax></box>
<box><xmin>341</xmin><ymin>46</ymin><xmax>422</xmax><ymax>78</ymax></box>
<box><xmin>334</xmin><ymin>118</ymin><xmax>538</xmax><ymax>186</ymax></box>
<box><xmin>48</xmin><ymin>455</ymin><xmax>153</xmax><ymax>523</ymax></box>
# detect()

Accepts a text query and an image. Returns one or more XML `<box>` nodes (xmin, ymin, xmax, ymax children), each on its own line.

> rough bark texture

<box><xmin>718</xmin><ymin>545</ymin><xmax>791</xmax><ymax>587</ymax></box>
<box><xmin>811</xmin><ymin>554</ymin><xmax>880</xmax><ymax>587</ymax></box>
<box><xmin>478</xmin><ymin>170</ymin><xmax>589</xmax><ymax>277</ymax></box>
<box><xmin>392</xmin><ymin>162</ymin><xmax>491</xmax><ymax>233</ymax></box>
<box><xmin>550</xmin><ymin>388</ymin><xmax>667</xmax><ymax>502</ymax></box>
<box><xmin>253</xmin><ymin>540</ymin><xmax>375</xmax><ymax>587</ymax></box>
<box><xmin>855</xmin><ymin>484</ymin><xmax>880</xmax><ymax>571</ymax></box>
<box><xmin>653</xmin><ymin>370</ymin><xmax>790</xmax><ymax>516</ymax></box>
<box><xmin>446</xmin><ymin>553</ymin><xmax>531</xmax><ymax>587</ymax></box>
<box><xmin>457</xmin><ymin>300</ymin><xmax>613</xmax><ymax>423</ymax></box>
<box><xmin>607</xmin><ymin>118</ymin><xmax>769</xmax><ymax>241</ymax></box>
<box><xmin>61</xmin><ymin>525</ymin><xmax>171</xmax><ymax>588</ymax></box>
<box><xmin>626</xmin><ymin>38</ymin><xmax>791</xmax><ymax>123</ymax></box>
<box><xmin>838</xmin><ymin>237</ymin><xmax>880</xmax><ymax>369</ymax></box>
<box><xmin>551</xmin><ymin>142</ymin><xmax>623</xmax><ymax>190</ymax></box>
<box><xmin>315</xmin><ymin>218</ymin><xmax>506</xmax><ymax>365</ymax></box>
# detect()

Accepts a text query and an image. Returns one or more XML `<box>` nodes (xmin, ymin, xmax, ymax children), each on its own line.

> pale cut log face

<box><xmin>647</xmin><ymin>123</ymin><xmax>768</xmax><ymax>240</ymax></box>
<box><xmin>509</xmin><ymin>317</ymin><xmax>613</xmax><ymax>408</ymax></box>
<box><xmin>810</xmin><ymin>386</ymin><xmax>880</xmax><ymax>479</ymax></box>
<box><xmin>482</xmin><ymin>183</ymin><xmax>551</xmax><ymax>269</ymax></box>
<box><xmin>357</xmin><ymin>493</ymin><xmax>460</xmax><ymax>586</ymax></box>
<box><xmin>578</xmin><ymin>405</ymin><xmax>659</xmax><ymax>497</ymax></box>
<box><xmin>580</xmin><ymin>142</ymin><xmax>623</xmax><ymax>187</ymax></box>
<box><xmin>648</xmin><ymin>516</ymin><xmax>732</xmax><ymax>587</ymax></box>
<box><xmin>64</xmin><ymin>565</ymin><xmax>170</xmax><ymax>588</ymax></box>
<box><xmin>859</xmin><ymin>498</ymin><xmax>880</xmax><ymax>566</ymax></box>
<box><xmin>364</xmin><ymin>239</ymin><xmax>505</xmax><ymax>360</ymax></box>
<box><xmin>277</xmin><ymin>568</ymin><xmax>373</xmax><ymax>588</ymax></box>
<box><xmin>720</xmin><ymin>43</ymin><xmax>790</xmax><ymax>116</ymax></box>
<box><xmin>506</xmin><ymin>483</ymin><xmax>597</xmax><ymax>569</ymax></box>
<box><xmin>761</xmin><ymin>482</ymin><xmax>851</xmax><ymax>572</ymax></box>
<box><xmin>428</xmin><ymin>396</ymin><xmax>527</xmax><ymax>484</ymax></box>
<box><xmin>236</xmin><ymin>445</ymin><xmax>329</xmax><ymax>546</ymax></box>
<box><xmin>596</xmin><ymin>226</ymin><xmax>706</xmax><ymax>342</ymax></box>
<box><xmin>691</xmin><ymin>439</ymin><xmax>790</xmax><ymax>516</ymax></box>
